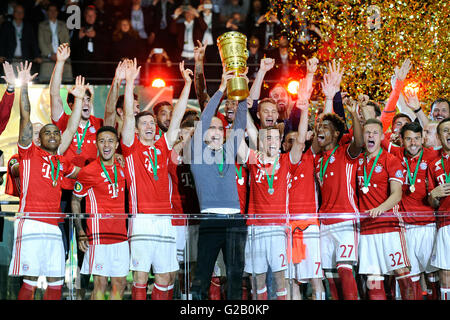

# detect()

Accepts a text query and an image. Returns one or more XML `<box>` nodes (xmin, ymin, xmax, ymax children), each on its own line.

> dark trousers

<box><xmin>191</xmin><ymin>217</ymin><xmax>247</xmax><ymax>300</ymax></box>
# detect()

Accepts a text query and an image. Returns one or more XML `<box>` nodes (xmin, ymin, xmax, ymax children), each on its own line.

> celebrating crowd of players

<box><xmin>1</xmin><ymin>41</ymin><xmax>449</xmax><ymax>301</ymax></box>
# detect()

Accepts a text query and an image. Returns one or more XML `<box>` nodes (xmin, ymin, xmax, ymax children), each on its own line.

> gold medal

<box><xmin>362</xmin><ymin>186</ymin><xmax>369</xmax><ymax>194</ymax></box>
<box><xmin>238</xmin><ymin>178</ymin><xmax>244</xmax><ymax>185</ymax></box>
<box><xmin>52</xmin><ymin>180</ymin><xmax>57</xmax><ymax>187</ymax></box>
<box><xmin>410</xmin><ymin>185</ymin><xmax>415</xmax><ymax>193</ymax></box>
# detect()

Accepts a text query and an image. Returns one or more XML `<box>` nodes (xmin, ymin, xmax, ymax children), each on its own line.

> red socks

<box><xmin>276</xmin><ymin>289</ymin><xmax>287</xmax><ymax>300</ymax></box>
<box><xmin>151</xmin><ymin>283</ymin><xmax>174</xmax><ymax>300</ymax></box>
<box><xmin>132</xmin><ymin>282</ymin><xmax>147</xmax><ymax>300</ymax></box>
<box><xmin>367</xmin><ymin>276</ymin><xmax>387</xmax><ymax>300</ymax></box>
<box><xmin>337</xmin><ymin>264</ymin><xmax>358</xmax><ymax>300</ymax></box>
<box><xmin>18</xmin><ymin>281</ymin><xmax>37</xmax><ymax>300</ymax></box>
<box><xmin>256</xmin><ymin>286</ymin><xmax>268</xmax><ymax>300</ymax></box>
<box><xmin>326</xmin><ymin>272</ymin><xmax>343</xmax><ymax>300</ymax></box>
<box><xmin>396</xmin><ymin>274</ymin><xmax>416</xmax><ymax>300</ymax></box>
<box><xmin>208</xmin><ymin>277</ymin><xmax>222</xmax><ymax>300</ymax></box>
<box><xmin>43</xmin><ymin>281</ymin><xmax>63</xmax><ymax>300</ymax></box>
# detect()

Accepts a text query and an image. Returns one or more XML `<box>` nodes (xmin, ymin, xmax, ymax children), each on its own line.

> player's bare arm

<box><xmin>166</xmin><ymin>61</ymin><xmax>193</xmax><ymax>149</ymax></box>
<box><xmin>428</xmin><ymin>183</ymin><xmax>450</xmax><ymax>209</ymax></box>
<box><xmin>58</xmin><ymin>76</ymin><xmax>89</xmax><ymax>155</ymax></box>
<box><xmin>121</xmin><ymin>59</ymin><xmax>141</xmax><ymax>147</ymax></box>
<box><xmin>71</xmin><ymin>194</ymin><xmax>89</xmax><ymax>252</ymax></box>
<box><xmin>49</xmin><ymin>43</ymin><xmax>70</xmax><ymax>122</ymax></box>
<box><xmin>17</xmin><ymin>61</ymin><xmax>38</xmax><ymax>148</ymax></box>
<box><xmin>347</xmin><ymin>98</ymin><xmax>364</xmax><ymax>158</ymax></box>
<box><xmin>104</xmin><ymin>60</ymin><xmax>127</xmax><ymax>126</ymax></box>
<box><xmin>368</xmin><ymin>180</ymin><xmax>402</xmax><ymax>218</ymax></box>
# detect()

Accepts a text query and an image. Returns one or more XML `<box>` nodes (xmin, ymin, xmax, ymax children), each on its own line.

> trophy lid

<box><xmin>217</xmin><ymin>31</ymin><xmax>247</xmax><ymax>45</ymax></box>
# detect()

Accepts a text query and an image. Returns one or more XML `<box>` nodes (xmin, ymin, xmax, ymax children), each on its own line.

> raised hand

<box><xmin>69</xmin><ymin>75</ymin><xmax>89</xmax><ymax>99</ymax></box>
<box><xmin>124</xmin><ymin>58</ymin><xmax>141</xmax><ymax>83</ymax></box>
<box><xmin>394</xmin><ymin>58</ymin><xmax>411</xmax><ymax>82</ymax></box>
<box><xmin>219</xmin><ymin>67</ymin><xmax>235</xmax><ymax>93</ymax></box>
<box><xmin>346</xmin><ymin>96</ymin><xmax>358</xmax><ymax>115</ymax></box>
<box><xmin>297</xmin><ymin>77</ymin><xmax>312</xmax><ymax>109</ymax></box>
<box><xmin>1</xmin><ymin>61</ymin><xmax>16</xmax><ymax>86</ymax></box>
<box><xmin>259</xmin><ymin>58</ymin><xmax>275</xmax><ymax>73</ymax></box>
<box><xmin>328</xmin><ymin>60</ymin><xmax>344</xmax><ymax>91</ymax></box>
<box><xmin>306</xmin><ymin>57</ymin><xmax>319</xmax><ymax>75</ymax></box>
<box><xmin>114</xmin><ymin>59</ymin><xmax>128</xmax><ymax>81</ymax></box>
<box><xmin>321</xmin><ymin>73</ymin><xmax>336</xmax><ymax>100</ymax></box>
<box><xmin>404</xmin><ymin>89</ymin><xmax>420</xmax><ymax>111</ymax></box>
<box><xmin>56</xmin><ymin>43</ymin><xmax>71</xmax><ymax>62</ymax></box>
<box><xmin>16</xmin><ymin>61</ymin><xmax>38</xmax><ymax>86</ymax></box>
<box><xmin>179</xmin><ymin>60</ymin><xmax>193</xmax><ymax>85</ymax></box>
<box><xmin>194</xmin><ymin>40</ymin><xmax>207</xmax><ymax>62</ymax></box>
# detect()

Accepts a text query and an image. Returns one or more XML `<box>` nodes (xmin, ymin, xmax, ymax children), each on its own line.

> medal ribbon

<box><xmin>235</xmin><ymin>165</ymin><xmax>242</xmax><ymax>180</ymax></box>
<box><xmin>404</xmin><ymin>149</ymin><xmax>423</xmax><ymax>187</ymax></box>
<box><xmin>363</xmin><ymin>148</ymin><xmax>383</xmax><ymax>188</ymax></box>
<box><xmin>217</xmin><ymin>149</ymin><xmax>224</xmax><ymax>175</ymax></box>
<box><xmin>76</xmin><ymin>120</ymin><xmax>90</xmax><ymax>152</ymax></box>
<box><xmin>441</xmin><ymin>157</ymin><xmax>450</xmax><ymax>183</ymax></box>
<box><xmin>319</xmin><ymin>145</ymin><xmax>338</xmax><ymax>183</ymax></box>
<box><xmin>100</xmin><ymin>160</ymin><xmax>118</xmax><ymax>190</ymax></box>
<box><xmin>148</xmin><ymin>147</ymin><xmax>158</xmax><ymax>180</ymax></box>
<box><xmin>264</xmin><ymin>155</ymin><xmax>279</xmax><ymax>191</ymax></box>
<box><xmin>50</xmin><ymin>157</ymin><xmax>60</xmax><ymax>186</ymax></box>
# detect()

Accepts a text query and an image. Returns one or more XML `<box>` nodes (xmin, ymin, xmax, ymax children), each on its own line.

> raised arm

<box><xmin>166</xmin><ymin>61</ymin><xmax>193</xmax><ymax>148</ymax></box>
<box><xmin>322</xmin><ymin>60</ymin><xmax>344</xmax><ymax>115</ymax></box>
<box><xmin>58</xmin><ymin>76</ymin><xmax>88</xmax><ymax>155</ymax></box>
<box><xmin>104</xmin><ymin>60</ymin><xmax>127</xmax><ymax>127</ymax></box>
<box><xmin>17</xmin><ymin>61</ymin><xmax>38</xmax><ymax>148</ymax></box>
<box><xmin>404</xmin><ymin>89</ymin><xmax>429</xmax><ymax>128</ymax></box>
<box><xmin>249</xmin><ymin>57</ymin><xmax>275</xmax><ymax>100</ymax></box>
<box><xmin>290</xmin><ymin>77</ymin><xmax>312</xmax><ymax>164</ymax></box>
<box><xmin>0</xmin><ymin>61</ymin><xmax>16</xmax><ymax>135</ymax></box>
<box><xmin>121</xmin><ymin>59</ymin><xmax>141</xmax><ymax>147</ymax></box>
<box><xmin>193</xmin><ymin>40</ymin><xmax>210</xmax><ymax>111</ymax></box>
<box><xmin>49</xmin><ymin>43</ymin><xmax>71</xmax><ymax>122</ymax></box>
<box><xmin>380</xmin><ymin>58</ymin><xmax>411</xmax><ymax>132</ymax></box>
<box><xmin>347</xmin><ymin>98</ymin><xmax>364</xmax><ymax>158</ymax></box>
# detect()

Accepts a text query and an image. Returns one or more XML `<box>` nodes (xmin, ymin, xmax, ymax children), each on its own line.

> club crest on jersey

<box><xmin>420</xmin><ymin>162</ymin><xmax>427</xmax><ymax>170</ymax></box>
<box><xmin>101</xmin><ymin>172</ymin><xmax>106</xmax><ymax>179</ymax></box>
<box><xmin>395</xmin><ymin>170</ymin><xmax>403</xmax><ymax>178</ymax></box>
<box><xmin>9</xmin><ymin>158</ymin><xmax>18</xmax><ymax>166</ymax></box>
<box><xmin>155</xmin><ymin>148</ymin><xmax>161</xmax><ymax>155</ymax></box>
<box><xmin>329</xmin><ymin>155</ymin><xmax>335</xmax><ymax>163</ymax></box>
<box><xmin>120</xmin><ymin>169</ymin><xmax>124</xmax><ymax>178</ymax></box>
<box><xmin>359</xmin><ymin>158</ymin><xmax>364</xmax><ymax>165</ymax></box>
<box><xmin>89</xmin><ymin>127</ymin><xmax>96</xmax><ymax>134</ymax></box>
<box><xmin>375</xmin><ymin>165</ymin><xmax>383</xmax><ymax>173</ymax></box>
<box><xmin>74</xmin><ymin>182</ymin><xmax>83</xmax><ymax>192</ymax></box>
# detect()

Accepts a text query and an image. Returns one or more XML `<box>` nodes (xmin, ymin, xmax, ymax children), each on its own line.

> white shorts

<box><xmin>287</xmin><ymin>224</ymin><xmax>324</xmax><ymax>281</ymax></box>
<box><xmin>405</xmin><ymin>223</ymin><xmax>438</xmax><ymax>275</ymax></box>
<box><xmin>244</xmin><ymin>225</ymin><xmax>288</xmax><ymax>274</ymax></box>
<box><xmin>431</xmin><ymin>224</ymin><xmax>450</xmax><ymax>270</ymax></box>
<box><xmin>358</xmin><ymin>231</ymin><xmax>410</xmax><ymax>275</ymax></box>
<box><xmin>81</xmin><ymin>241</ymin><xmax>130</xmax><ymax>277</ymax></box>
<box><xmin>320</xmin><ymin>220</ymin><xmax>359</xmax><ymax>269</ymax></box>
<box><xmin>129</xmin><ymin>215</ymin><xmax>179</xmax><ymax>274</ymax></box>
<box><xmin>176</xmin><ymin>224</ymin><xmax>199</xmax><ymax>263</ymax></box>
<box><xmin>9</xmin><ymin>218</ymin><xmax>65</xmax><ymax>278</ymax></box>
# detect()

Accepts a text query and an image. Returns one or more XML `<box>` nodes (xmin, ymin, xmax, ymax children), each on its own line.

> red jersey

<box><xmin>18</xmin><ymin>143</ymin><xmax>76</xmax><ymax>225</ymax></box>
<box><xmin>73</xmin><ymin>158</ymin><xmax>127</xmax><ymax>245</ymax></box>
<box><xmin>315</xmin><ymin>144</ymin><xmax>359</xmax><ymax>225</ymax></box>
<box><xmin>5</xmin><ymin>154</ymin><xmax>20</xmax><ymax>197</ymax></box>
<box><xmin>168</xmin><ymin>149</ymin><xmax>199</xmax><ymax>226</ymax></box>
<box><xmin>426</xmin><ymin>151</ymin><xmax>450</xmax><ymax>229</ymax></box>
<box><xmin>53</xmin><ymin>113</ymin><xmax>103</xmax><ymax>190</ymax></box>
<box><xmin>246</xmin><ymin>150</ymin><xmax>295</xmax><ymax>225</ymax></box>
<box><xmin>391</xmin><ymin>148</ymin><xmax>438</xmax><ymax>225</ymax></box>
<box><xmin>288</xmin><ymin>149</ymin><xmax>319</xmax><ymax>227</ymax></box>
<box><xmin>356</xmin><ymin>149</ymin><xmax>405</xmax><ymax>235</ymax></box>
<box><xmin>121</xmin><ymin>134</ymin><xmax>173</xmax><ymax>214</ymax></box>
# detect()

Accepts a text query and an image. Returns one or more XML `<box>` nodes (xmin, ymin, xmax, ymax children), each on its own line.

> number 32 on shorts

<box><xmin>389</xmin><ymin>252</ymin><xmax>404</xmax><ymax>267</ymax></box>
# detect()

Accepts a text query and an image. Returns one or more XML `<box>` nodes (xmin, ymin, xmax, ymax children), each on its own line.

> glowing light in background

<box><xmin>151</xmin><ymin>78</ymin><xmax>166</xmax><ymax>88</ymax></box>
<box><xmin>287</xmin><ymin>80</ymin><xmax>299</xmax><ymax>95</ymax></box>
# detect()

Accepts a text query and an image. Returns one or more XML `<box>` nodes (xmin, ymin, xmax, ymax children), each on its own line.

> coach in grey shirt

<box><xmin>189</xmin><ymin>69</ymin><xmax>247</xmax><ymax>300</ymax></box>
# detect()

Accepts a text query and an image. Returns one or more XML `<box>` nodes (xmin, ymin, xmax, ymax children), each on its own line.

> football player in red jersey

<box><xmin>396</xmin><ymin>122</ymin><xmax>440</xmax><ymax>299</ymax></box>
<box><xmin>356</xmin><ymin>118</ymin><xmax>417</xmax><ymax>300</ymax></box>
<box><xmin>238</xmin><ymin>77</ymin><xmax>311</xmax><ymax>300</ymax></box>
<box><xmin>8</xmin><ymin>64</ymin><xmax>85</xmax><ymax>300</ymax></box>
<box><xmin>121</xmin><ymin>59</ymin><xmax>192</xmax><ymax>300</ymax></box>
<box><xmin>72</xmin><ymin>126</ymin><xmax>128</xmax><ymax>300</ymax></box>
<box><xmin>427</xmin><ymin>118</ymin><xmax>450</xmax><ymax>300</ymax></box>
<box><xmin>314</xmin><ymin>101</ymin><xmax>364</xmax><ymax>300</ymax></box>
